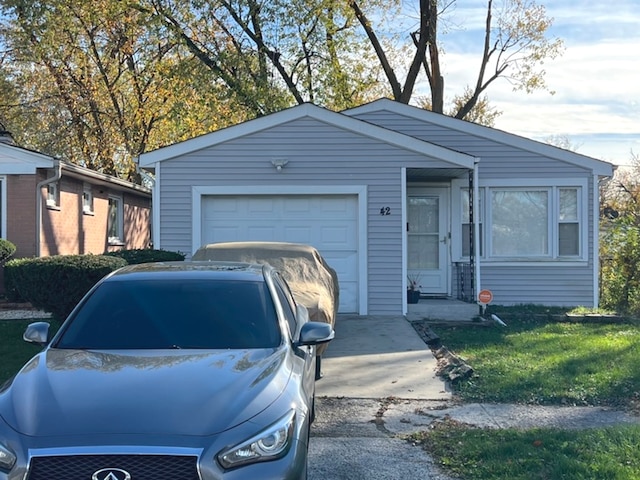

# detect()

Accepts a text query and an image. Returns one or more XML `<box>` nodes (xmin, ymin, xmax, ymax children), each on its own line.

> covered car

<box><xmin>192</xmin><ymin>242</ymin><xmax>339</xmax><ymax>359</ymax></box>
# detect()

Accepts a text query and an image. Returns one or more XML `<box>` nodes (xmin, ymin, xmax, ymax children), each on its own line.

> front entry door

<box><xmin>408</xmin><ymin>188</ymin><xmax>449</xmax><ymax>296</ymax></box>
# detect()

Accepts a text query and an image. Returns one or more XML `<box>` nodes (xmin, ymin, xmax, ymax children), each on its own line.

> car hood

<box><xmin>0</xmin><ymin>347</ymin><xmax>291</xmax><ymax>437</ymax></box>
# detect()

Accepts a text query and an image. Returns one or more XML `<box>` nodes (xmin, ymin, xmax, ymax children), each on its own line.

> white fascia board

<box><xmin>139</xmin><ymin>102</ymin><xmax>475</xmax><ymax>169</ymax></box>
<box><xmin>345</xmin><ymin>99</ymin><xmax>615</xmax><ymax>177</ymax></box>
<box><xmin>0</xmin><ymin>143</ymin><xmax>54</xmax><ymax>173</ymax></box>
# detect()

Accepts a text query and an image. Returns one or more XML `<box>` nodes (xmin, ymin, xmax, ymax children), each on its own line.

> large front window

<box><xmin>491</xmin><ymin>189</ymin><xmax>549</xmax><ymax>257</ymax></box>
<box><xmin>454</xmin><ymin>181</ymin><xmax>585</xmax><ymax>261</ymax></box>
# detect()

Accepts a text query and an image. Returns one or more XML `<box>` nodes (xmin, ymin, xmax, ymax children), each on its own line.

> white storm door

<box><xmin>407</xmin><ymin>188</ymin><xmax>449</xmax><ymax>295</ymax></box>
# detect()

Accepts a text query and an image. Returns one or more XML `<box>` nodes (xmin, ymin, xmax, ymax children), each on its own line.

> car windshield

<box><xmin>54</xmin><ymin>279</ymin><xmax>282</xmax><ymax>350</ymax></box>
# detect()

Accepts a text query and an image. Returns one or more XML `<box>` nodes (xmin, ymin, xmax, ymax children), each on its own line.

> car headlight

<box><xmin>217</xmin><ymin>410</ymin><xmax>296</xmax><ymax>469</ymax></box>
<box><xmin>0</xmin><ymin>444</ymin><xmax>16</xmax><ymax>471</ymax></box>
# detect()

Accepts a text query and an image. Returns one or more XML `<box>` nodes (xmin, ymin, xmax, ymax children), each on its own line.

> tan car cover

<box><xmin>192</xmin><ymin>242</ymin><xmax>339</xmax><ymax>355</ymax></box>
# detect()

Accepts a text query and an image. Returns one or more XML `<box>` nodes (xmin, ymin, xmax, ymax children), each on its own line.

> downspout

<box><xmin>35</xmin><ymin>159</ymin><xmax>62</xmax><ymax>257</ymax></box>
<box><xmin>593</xmin><ymin>174</ymin><xmax>599</xmax><ymax>308</ymax></box>
<box><xmin>473</xmin><ymin>158</ymin><xmax>481</xmax><ymax>303</ymax></box>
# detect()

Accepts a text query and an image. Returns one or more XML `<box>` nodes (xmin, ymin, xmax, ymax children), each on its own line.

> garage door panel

<box><xmin>282</xmin><ymin>227</ymin><xmax>314</xmax><ymax>244</ymax></box>
<box><xmin>203</xmin><ymin>226</ymin><xmax>241</xmax><ymax>242</ymax></box>
<box><xmin>320</xmin><ymin>226</ymin><xmax>353</xmax><ymax>247</ymax></box>
<box><xmin>248</xmin><ymin>198</ymin><xmax>277</xmax><ymax>213</ymax></box>
<box><xmin>202</xmin><ymin>194</ymin><xmax>359</xmax><ymax>313</ymax></box>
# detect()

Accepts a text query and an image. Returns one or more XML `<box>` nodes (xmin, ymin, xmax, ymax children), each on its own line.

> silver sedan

<box><xmin>0</xmin><ymin>261</ymin><xmax>333</xmax><ymax>480</ymax></box>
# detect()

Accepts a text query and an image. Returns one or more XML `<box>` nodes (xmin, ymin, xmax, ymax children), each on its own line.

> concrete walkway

<box><xmin>316</xmin><ymin>314</ymin><xmax>451</xmax><ymax>400</ymax></box>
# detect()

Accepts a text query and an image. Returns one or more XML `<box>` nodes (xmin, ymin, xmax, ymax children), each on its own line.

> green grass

<box><xmin>410</xmin><ymin>419</ymin><xmax>640</xmax><ymax>480</ymax></box>
<box><xmin>439</xmin><ymin>316</ymin><xmax>640</xmax><ymax>407</ymax></box>
<box><xmin>0</xmin><ymin>319</ymin><xmax>60</xmax><ymax>383</ymax></box>
<box><xmin>408</xmin><ymin>314</ymin><xmax>640</xmax><ymax>479</ymax></box>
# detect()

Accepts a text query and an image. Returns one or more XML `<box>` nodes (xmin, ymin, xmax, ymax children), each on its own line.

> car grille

<box><xmin>27</xmin><ymin>454</ymin><xmax>200</xmax><ymax>480</ymax></box>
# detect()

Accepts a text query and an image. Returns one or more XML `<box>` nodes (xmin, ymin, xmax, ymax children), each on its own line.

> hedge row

<box><xmin>4</xmin><ymin>249</ymin><xmax>185</xmax><ymax>320</ymax></box>
<box><xmin>0</xmin><ymin>239</ymin><xmax>16</xmax><ymax>264</ymax></box>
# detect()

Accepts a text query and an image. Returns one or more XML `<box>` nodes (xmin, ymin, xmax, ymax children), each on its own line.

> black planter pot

<box><xmin>407</xmin><ymin>289</ymin><xmax>421</xmax><ymax>304</ymax></box>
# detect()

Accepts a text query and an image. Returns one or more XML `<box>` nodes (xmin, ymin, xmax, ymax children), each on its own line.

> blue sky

<box><xmin>413</xmin><ymin>0</ymin><xmax>640</xmax><ymax>166</ymax></box>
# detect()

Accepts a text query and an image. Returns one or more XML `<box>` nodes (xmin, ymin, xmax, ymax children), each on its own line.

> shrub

<box><xmin>0</xmin><ymin>238</ymin><xmax>16</xmax><ymax>263</ymax></box>
<box><xmin>600</xmin><ymin>219</ymin><xmax>640</xmax><ymax>316</ymax></box>
<box><xmin>3</xmin><ymin>257</ymin><xmax>28</xmax><ymax>302</ymax></box>
<box><xmin>4</xmin><ymin>255</ymin><xmax>127</xmax><ymax>319</ymax></box>
<box><xmin>104</xmin><ymin>248</ymin><xmax>185</xmax><ymax>265</ymax></box>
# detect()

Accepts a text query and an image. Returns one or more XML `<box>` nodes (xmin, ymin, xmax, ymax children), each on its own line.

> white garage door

<box><xmin>201</xmin><ymin>195</ymin><xmax>359</xmax><ymax>313</ymax></box>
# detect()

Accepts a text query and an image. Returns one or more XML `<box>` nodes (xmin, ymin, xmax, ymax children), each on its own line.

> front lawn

<box><xmin>410</xmin><ymin>419</ymin><xmax>640</xmax><ymax>480</ymax></box>
<box><xmin>410</xmin><ymin>311</ymin><xmax>640</xmax><ymax>479</ymax></box>
<box><xmin>439</xmin><ymin>315</ymin><xmax>640</xmax><ymax>407</ymax></box>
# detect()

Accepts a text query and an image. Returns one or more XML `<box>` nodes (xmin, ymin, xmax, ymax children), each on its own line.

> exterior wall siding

<box><xmin>39</xmin><ymin>175</ymin><xmax>151</xmax><ymax>256</ymax></box>
<box><xmin>122</xmin><ymin>192</ymin><xmax>152</xmax><ymax>251</ymax></box>
<box><xmin>157</xmin><ymin>118</ymin><xmax>454</xmax><ymax>315</ymax></box>
<box><xmin>354</xmin><ymin>110</ymin><xmax>599</xmax><ymax>307</ymax></box>
<box><xmin>154</xmin><ymin>109</ymin><xmax>608</xmax><ymax>312</ymax></box>
<box><xmin>6</xmin><ymin>174</ymin><xmax>38</xmax><ymax>257</ymax></box>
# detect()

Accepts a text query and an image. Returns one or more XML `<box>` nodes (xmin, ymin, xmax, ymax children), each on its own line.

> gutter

<box><xmin>35</xmin><ymin>159</ymin><xmax>62</xmax><ymax>257</ymax></box>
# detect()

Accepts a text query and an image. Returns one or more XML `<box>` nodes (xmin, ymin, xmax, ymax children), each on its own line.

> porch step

<box><xmin>406</xmin><ymin>298</ymin><xmax>480</xmax><ymax>322</ymax></box>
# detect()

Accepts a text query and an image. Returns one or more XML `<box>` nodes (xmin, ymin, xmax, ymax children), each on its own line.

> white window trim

<box><xmin>108</xmin><ymin>194</ymin><xmax>124</xmax><ymax>244</ymax></box>
<box><xmin>452</xmin><ymin>178</ymin><xmax>588</xmax><ymax>263</ymax></box>
<box><xmin>46</xmin><ymin>182</ymin><xmax>59</xmax><ymax>208</ymax></box>
<box><xmin>82</xmin><ymin>184</ymin><xmax>94</xmax><ymax>215</ymax></box>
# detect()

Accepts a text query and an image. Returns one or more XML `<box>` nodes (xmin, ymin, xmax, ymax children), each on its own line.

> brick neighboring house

<box><xmin>0</xmin><ymin>131</ymin><xmax>151</xmax><ymax>274</ymax></box>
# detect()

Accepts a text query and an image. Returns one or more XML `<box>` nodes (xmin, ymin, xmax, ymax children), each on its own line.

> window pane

<box><xmin>408</xmin><ymin>235</ymin><xmax>438</xmax><ymax>269</ymax></box>
<box><xmin>108</xmin><ymin>198</ymin><xmax>120</xmax><ymax>240</ymax></box>
<box><xmin>462</xmin><ymin>189</ymin><xmax>483</xmax><ymax>223</ymax></box>
<box><xmin>559</xmin><ymin>223</ymin><xmax>579</xmax><ymax>256</ymax></box>
<box><xmin>560</xmin><ymin>189</ymin><xmax>578</xmax><ymax>221</ymax></box>
<box><xmin>462</xmin><ymin>224</ymin><xmax>483</xmax><ymax>257</ymax></box>
<box><xmin>491</xmin><ymin>190</ymin><xmax>548</xmax><ymax>256</ymax></box>
<box><xmin>408</xmin><ymin>197</ymin><xmax>438</xmax><ymax>233</ymax></box>
<box><xmin>462</xmin><ymin>190</ymin><xmax>470</xmax><ymax>223</ymax></box>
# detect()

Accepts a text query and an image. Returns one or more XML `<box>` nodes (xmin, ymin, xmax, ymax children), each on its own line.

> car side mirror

<box><xmin>23</xmin><ymin>322</ymin><xmax>51</xmax><ymax>346</ymax></box>
<box><xmin>296</xmin><ymin>321</ymin><xmax>334</xmax><ymax>347</ymax></box>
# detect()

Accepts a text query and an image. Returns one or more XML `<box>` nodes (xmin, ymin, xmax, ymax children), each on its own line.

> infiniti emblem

<box><xmin>92</xmin><ymin>468</ymin><xmax>132</xmax><ymax>480</ymax></box>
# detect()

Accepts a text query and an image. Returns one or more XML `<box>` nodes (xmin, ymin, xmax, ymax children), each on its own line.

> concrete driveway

<box><xmin>309</xmin><ymin>315</ymin><xmax>456</xmax><ymax>479</ymax></box>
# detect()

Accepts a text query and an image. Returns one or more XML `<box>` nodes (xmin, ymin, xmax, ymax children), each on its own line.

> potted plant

<box><xmin>407</xmin><ymin>274</ymin><xmax>422</xmax><ymax>304</ymax></box>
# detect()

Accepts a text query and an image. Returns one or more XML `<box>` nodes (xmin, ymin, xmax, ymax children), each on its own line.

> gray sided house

<box><xmin>138</xmin><ymin>99</ymin><xmax>613</xmax><ymax>316</ymax></box>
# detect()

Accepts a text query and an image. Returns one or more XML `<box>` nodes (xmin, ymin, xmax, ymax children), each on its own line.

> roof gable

<box><xmin>138</xmin><ymin>102</ymin><xmax>476</xmax><ymax>169</ymax></box>
<box><xmin>0</xmin><ymin>142</ymin><xmax>54</xmax><ymax>173</ymax></box>
<box><xmin>344</xmin><ymin>99</ymin><xmax>614</xmax><ymax>177</ymax></box>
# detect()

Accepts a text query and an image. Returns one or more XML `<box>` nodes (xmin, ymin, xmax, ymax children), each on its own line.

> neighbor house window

<box><xmin>82</xmin><ymin>185</ymin><xmax>94</xmax><ymax>214</ymax></box>
<box><xmin>461</xmin><ymin>189</ymin><xmax>484</xmax><ymax>257</ymax></box>
<box><xmin>491</xmin><ymin>189</ymin><xmax>549</xmax><ymax>257</ymax></box>
<box><xmin>108</xmin><ymin>195</ymin><xmax>123</xmax><ymax>244</ymax></box>
<box><xmin>46</xmin><ymin>182</ymin><xmax>59</xmax><ymax>208</ymax></box>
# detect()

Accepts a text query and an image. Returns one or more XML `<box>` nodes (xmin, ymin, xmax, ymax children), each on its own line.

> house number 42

<box><xmin>379</xmin><ymin>207</ymin><xmax>391</xmax><ymax>216</ymax></box>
